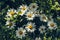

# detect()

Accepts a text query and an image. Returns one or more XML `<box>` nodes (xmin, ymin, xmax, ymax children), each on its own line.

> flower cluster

<box><xmin>5</xmin><ymin>3</ymin><xmax>58</xmax><ymax>40</ymax></box>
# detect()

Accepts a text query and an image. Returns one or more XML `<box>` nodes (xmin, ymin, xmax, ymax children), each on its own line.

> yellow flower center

<box><xmin>32</xmin><ymin>5</ymin><xmax>36</xmax><ymax>8</ymax></box>
<box><xmin>28</xmin><ymin>25</ymin><xmax>33</xmax><ymax>29</ymax></box>
<box><xmin>41</xmin><ymin>28</ymin><xmax>44</xmax><ymax>31</ymax></box>
<box><xmin>19</xmin><ymin>31</ymin><xmax>23</xmax><ymax>35</ymax></box>
<box><xmin>9</xmin><ymin>11</ymin><xmax>15</xmax><ymax>15</ymax></box>
<box><xmin>50</xmin><ymin>23</ymin><xmax>55</xmax><ymax>27</ymax></box>
<box><xmin>27</xmin><ymin>13</ymin><xmax>32</xmax><ymax>18</ymax></box>
<box><xmin>22</xmin><ymin>6</ymin><xmax>26</xmax><ymax>10</ymax></box>
<box><xmin>8</xmin><ymin>22</ymin><xmax>13</xmax><ymax>26</ymax></box>
<box><xmin>42</xmin><ymin>16</ymin><xmax>47</xmax><ymax>20</ymax></box>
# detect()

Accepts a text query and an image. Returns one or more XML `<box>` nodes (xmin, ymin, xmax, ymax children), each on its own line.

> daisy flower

<box><xmin>6</xmin><ymin>9</ymin><xmax>17</xmax><ymax>17</ymax></box>
<box><xmin>5</xmin><ymin>20</ymin><xmax>15</xmax><ymax>29</ymax></box>
<box><xmin>25</xmin><ymin>11</ymin><xmax>35</xmax><ymax>20</ymax></box>
<box><xmin>39</xmin><ymin>25</ymin><xmax>46</xmax><ymax>33</ymax></box>
<box><xmin>47</xmin><ymin>21</ymin><xmax>57</xmax><ymax>30</ymax></box>
<box><xmin>25</xmin><ymin>22</ymin><xmax>36</xmax><ymax>32</ymax></box>
<box><xmin>29</xmin><ymin>3</ymin><xmax>38</xmax><ymax>11</ymax></box>
<box><xmin>17</xmin><ymin>5</ymin><xmax>28</xmax><ymax>16</ymax></box>
<box><xmin>16</xmin><ymin>27</ymin><xmax>26</xmax><ymax>39</ymax></box>
<box><xmin>40</xmin><ymin>14</ymin><xmax>48</xmax><ymax>22</ymax></box>
<box><xmin>35</xmin><ymin>37</ymin><xmax>41</xmax><ymax>40</ymax></box>
<box><xmin>19</xmin><ymin>5</ymin><xmax>28</xmax><ymax>12</ymax></box>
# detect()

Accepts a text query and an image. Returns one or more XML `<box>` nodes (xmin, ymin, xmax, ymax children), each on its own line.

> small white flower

<box><xmin>19</xmin><ymin>5</ymin><xmax>28</xmax><ymax>12</ymax></box>
<box><xmin>16</xmin><ymin>27</ymin><xmax>26</xmax><ymax>39</ymax></box>
<box><xmin>5</xmin><ymin>21</ymin><xmax>15</xmax><ymax>29</ymax></box>
<box><xmin>25</xmin><ymin>11</ymin><xmax>35</xmax><ymax>20</ymax></box>
<box><xmin>6</xmin><ymin>9</ymin><xmax>17</xmax><ymax>17</ymax></box>
<box><xmin>47</xmin><ymin>21</ymin><xmax>57</xmax><ymax>30</ymax></box>
<box><xmin>40</xmin><ymin>14</ymin><xmax>48</xmax><ymax>22</ymax></box>
<box><xmin>35</xmin><ymin>37</ymin><xmax>41</xmax><ymax>40</ymax></box>
<box><xmin>17</xmin><ymin>5</ymin><xmax>28</xmax><ymax>16</ymax></box>
<box><xmin>39</xmin><ymin>25</ymin><xmax>46</xmax><ymax>33</ymax></box>
<box><xmin>29</xmin><ymin>3</ymin><xmax>38</xmax><ymax>11</ymax></box>
<box><xmin>25</xmin><ymin>22</ymin><xmax>36</xmax><ymax>32</ymax></box>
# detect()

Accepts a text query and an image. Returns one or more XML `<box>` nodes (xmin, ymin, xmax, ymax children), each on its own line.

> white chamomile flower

<box><xmin>25</xmin><ymin>11</ymin><xmax>35</xmax><ymax>20</ymax></box>
<box><xmin>40</xmin><ymin>14</ymin><xmax>48</xmax><ymax>22</ymax></box>
<box><xmin>39</xmin><ymin>25</ymin><xmax>46</xmax><ymax>33</ymax></box>
<box><xmin>17</xmin><ymin>5</ymin><xmax>28</xmax><ymax>16</ymax></box>
<box><xmin>29</xmin><ymin>3</ymin><xmax>38</xmax><ymax>11</ymax></box>
<box><xmin>19</xmin><ymin>5</ymin><xmax>28</xmax><ymax>11</ymax></box>
<box><xmin>35</xmin><ymin>37</ymin><xmax>41</xmax><ymax>40</ymax></box>
<box><xmin>5</xmin><ymin>21</ymin><xmax>15</xmax><ymax>29</ymax></box>
<box><xmin>6</xmin><ymin>9</ymin><xmax>17</xmax><ymax>17</ymax></box>
<box><xmin>25</xmin><ymin>22</ymin><xmax>36</xmax><ymax>32</ymax></box>
<box><xmin>16</xmin><ymin>27</ymin><xmax>26</xmax><ymax>39</ymax></box>
<box><xmin>47</xmin><ymin>21</ymin><xmax>57</xmax><ymax>30</ymax></box>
